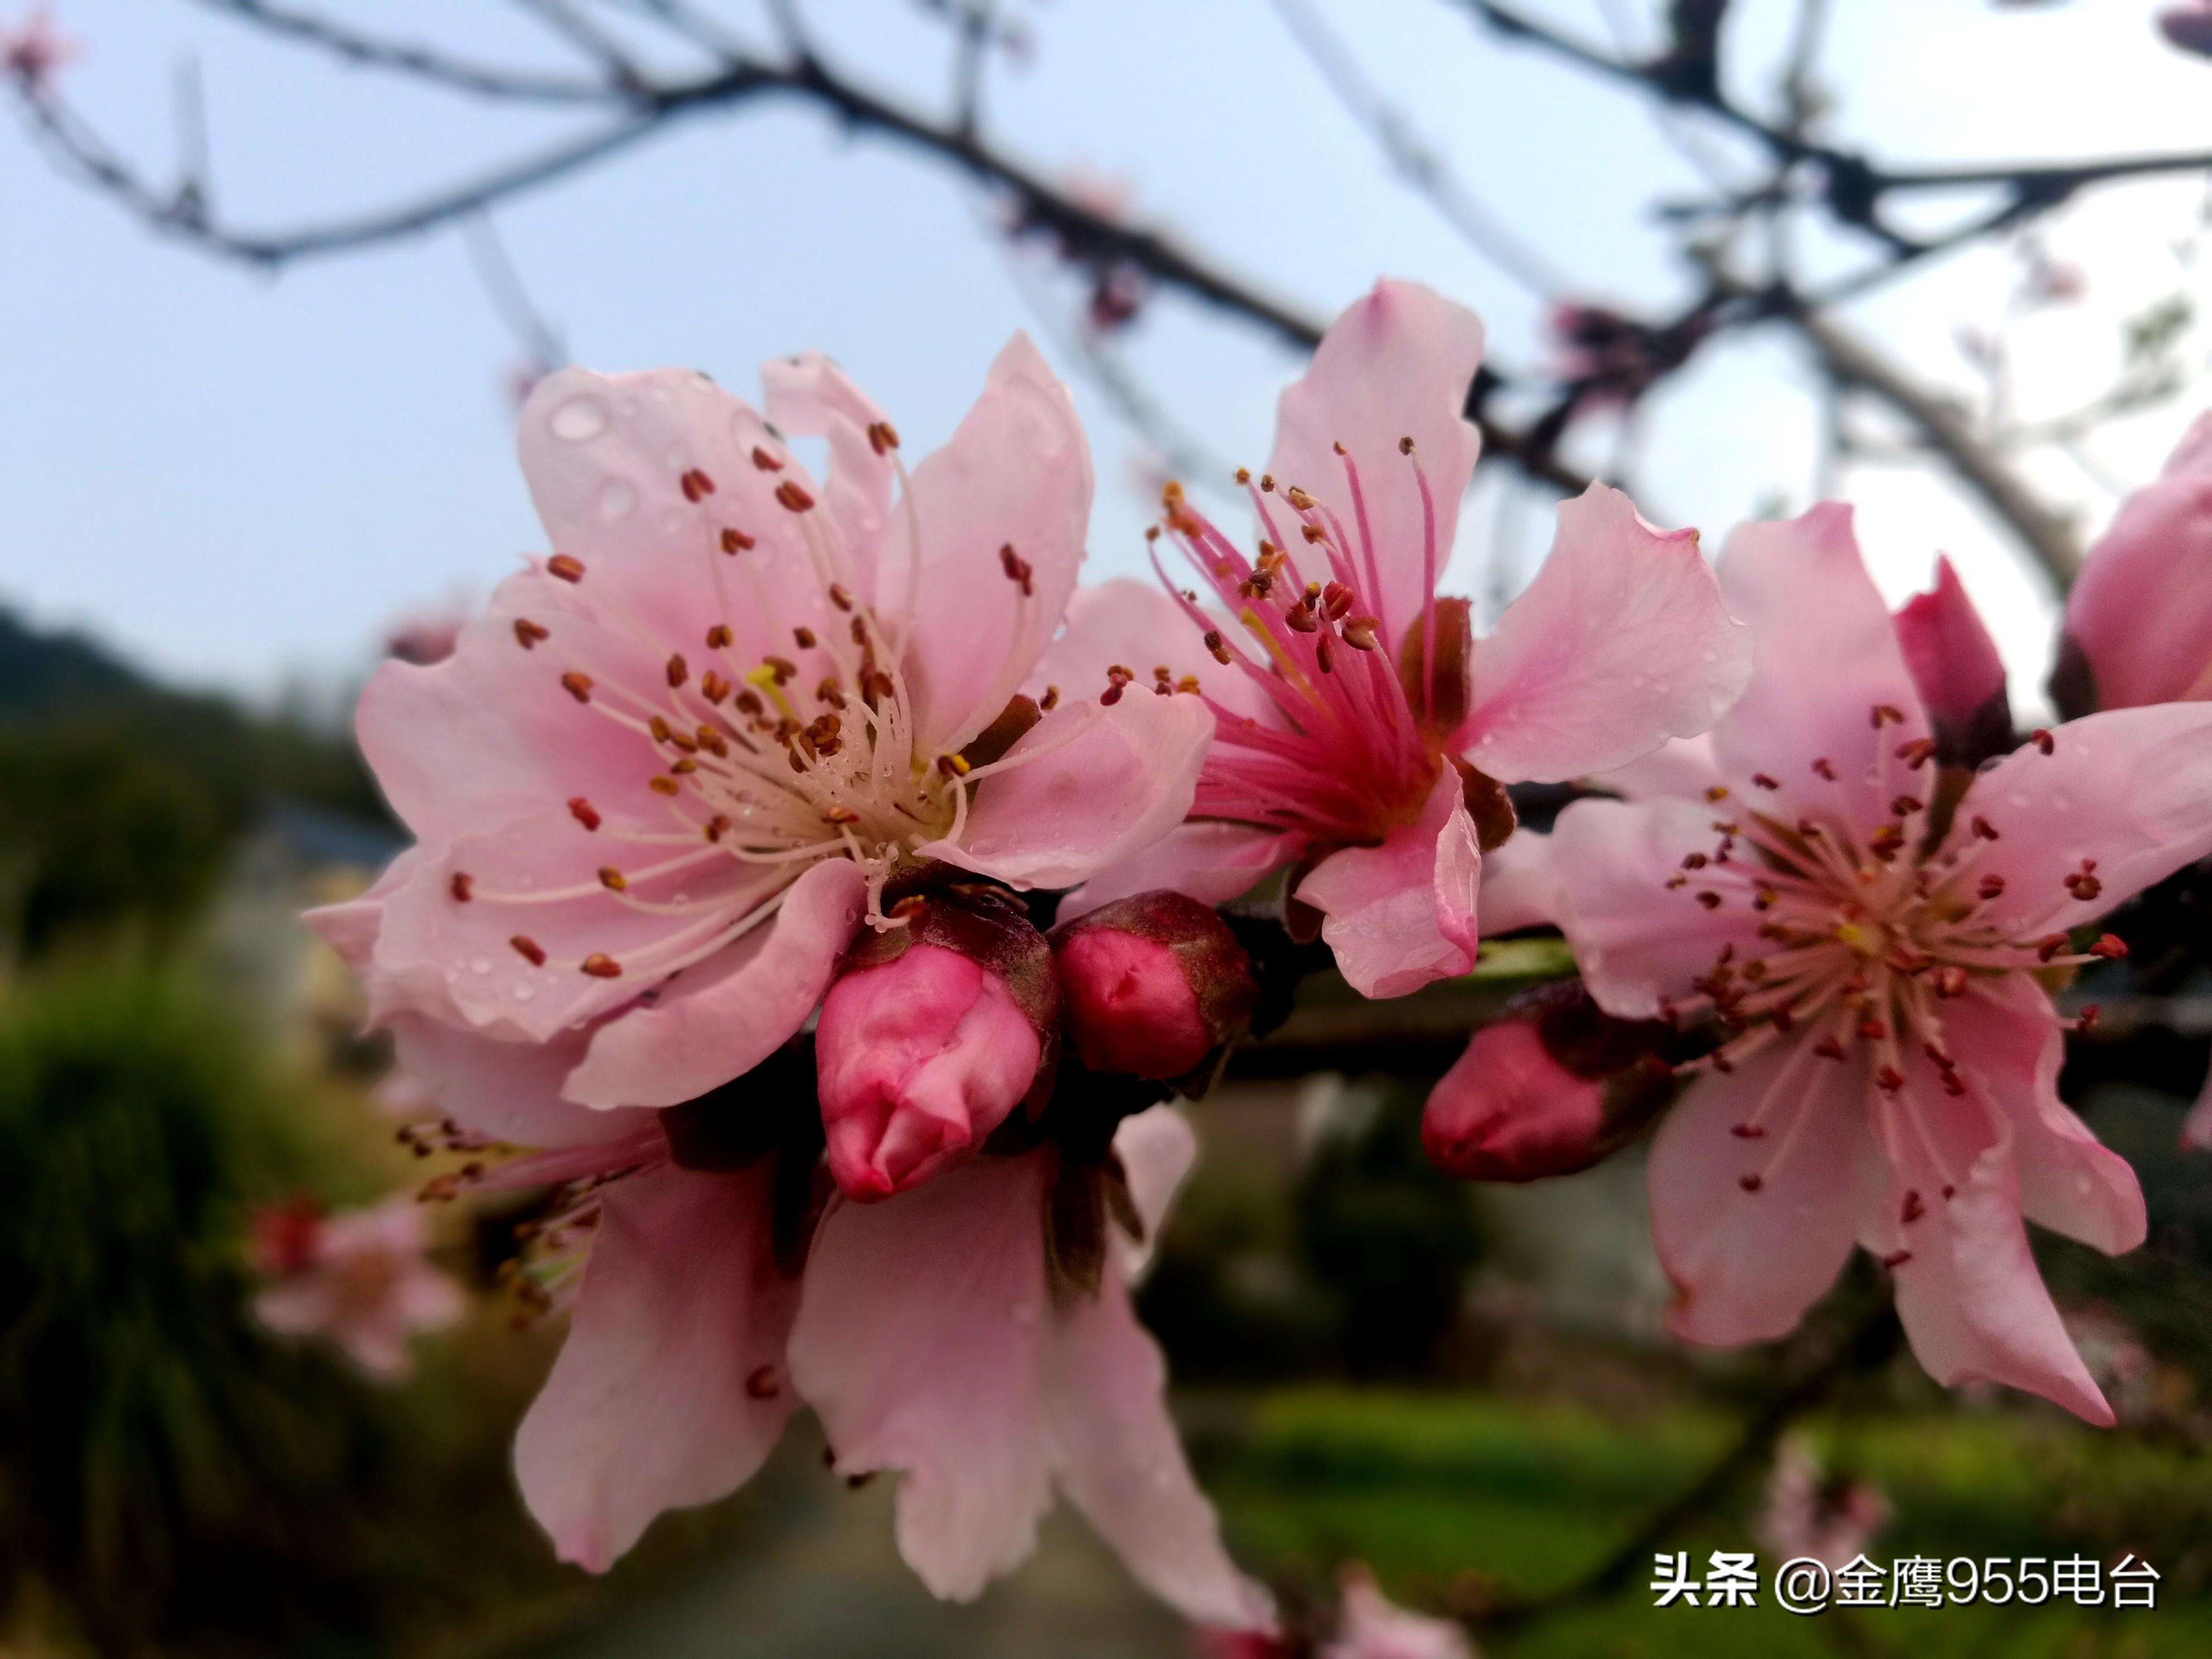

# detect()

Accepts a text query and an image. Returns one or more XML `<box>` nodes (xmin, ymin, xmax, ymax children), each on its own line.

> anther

<box><xmin>513</xmin><ymin>618</ymin><xmax>550</xmax><ymax>649</ymax></box>
<box><xmin>701</xmin><ymin>672</ymin><xmax>729</xmax><ymax>704</ymax></box>
<box><xmin>1859</xmin><ymin>1016</ymin><xmax>1889</xmax><ymax>1041</ymax></box>
<box><xmin>1901</xmin><ymin>1190</ymin><xmax>1925</xmax><ymax>1224</ymax></box>
<box><xmin>680</xmin><ymin>468</ymin><xmax>716</xmax><ymax>501</ymax></box>
<box><xmin>580</xmin><ymin>953</ymin><xmax>623</xmax><ymax>978</ymax></box>
<box><xmin>1681</xmin><ymin>853</ymin><xmax>1709</xmax><ymax>870</ymax></box>
<box><xmin>706</xmin><ymin>624</ymin><xmax>734</xmax><ymax>650</ymax></box>
<box><xmin>1739</xmin><ymin>1173</ymin><xmax>1763</xmax><ymax>1192</ymax></box>
<box><xmin>1870</xmin><ymin>704</ymin><xmax>1905</xmax><ymax>729</ymax></box>
<box><xmin>598</xmin><ymin>867</ymin><xmax>627</xmax><ymax>892</ymax></box>
<box><xmin>1342</xmin><ymin>617</ymin><xmax>1380</xmax><ymax>652</ymax></box>
<box><xmin>720</xmin><ymin>528</ymin><xmax>755</xmax><ymax>555</ymax></box>
<box><xmin>2031</xmin><ymin>727</ymin><xmax>2055</xmax><ymax>755</ymax></box>
<box><xmin>1203</xmin><ymin>629</ymin><xmax>1233</xmax><ymax>665</ymax></box>
<box><xmin>1876</xmin><ymin>1064</ymin><xmax>1905</xmax><ymax>1093</ymax></box>
<box><xmin>666</xmin><ymin>653</ymin><xmax>688</xmax><ymax>688</ymax></box>
<box><xmin>1814</xmin><ymin>1036</ymin><xmax>1846</xmax><ymax>1060</ymax></box>
<box><xmin>1896</xmin><ymin>738</ymin><xmax>1937</xmax><ymax>769</ymax></box>
<box><xmin>449</xmin><ymin>872</ymin><xmax>474</xmax><ymax>903</ymax></box>
<box><xmin>2064</xmin><ymin>866</ymin><xmax>2103</xmax><ymax>901</ymax></box>
<box><xmin>2076</xmin><ymin>1004</ymin><xmax>2100</xmax><ymax>1032</ymax></box>
<box><xmin>1397</xmin><ymin>435</ymin><xmax>1416</xmax><ymax>455</ymax></box>
<box><xmin>823</xmin><ymin>805</ymin><xmax>860</xmax><ymax>825</ymax></box>
<box><xmin>828</xmin><ymin>583</ymin><xmax>853</xmax><ymax>612</ymax></box>
<box><xmin>998</xmin><ymin>544</ymin><xmax>1035</xmax><ymax>596</ymax></box>
<box><xmin>751</xmin><ymin>445</ymin><xmax>784</xmax><ymax>471</ymax></box>
<box><xmin>936</xmin><ymin>753</ymin><xmax>971</xmax><ymax>778</ymax></box>
<box><xmin>2088</xmin><ymin>934</ymin><xmax>2128</xmax><ymax>960</ymax></box>
<box><xmin>1285</xmin><ymin>486</ymin><xmax>1315</xmax><ymax>510</ymax></box>
<box><xmin>1316</xmin><ymin>636</ymin><xmax>1335</xmax><ymax>674</ymax></box>
<box><xmin>1891</xmin><ymin>794</ymin><xmax>1923</xmax><ymax>817</ymax></box>
<box><xmin>1235</xmin><ymin>466</ymin><xmax>1252</xmax><ymax>484</ymax></box>
<box><xmin>2035</xmin><ymin>933</ymin><xmax>2070</xmax><ymax>963</ymax></box>
<box><xmin>567</xmin><ymin>797</ymin><xmax>601</xmax><ymax>831</ymax></box>
<box><xmin>866</xmin><ymin>420</ymin><xmax>900</xmax><ymax>455</ymax></box>
<box><xmin>745</xmin><ymin>1365</ymin><xmax>782</xmax><ymax>1400</ymax></box>
<box><xmin>1259</xmin><ymin>473</ymin><xmax>1275</xmax><ymax>492</ymax></box>
<box><xmin>547</xmin><ymin>554</ymin><xmax>586</xmax><ymax>583</ymax></box>
<box><xmin>649</xmin><ymin>777</ymin><xmax>680</xmax><ymax>796</ymax></box>
<box><xmin>1978</xmin><ymin>874</ymin><xmax>2006</xmax><ymax>900</ymax></box>
<box><xmin>1811</xmin><ymin>757</ymin><xmax>1837</xmax><ymax>781</ymax></box>
<box><xmin>775</xmin><ymin>481</ymin><xmax>815</xmax><ymax>512</ymax></box>
<box><xmin>1881</xmin><ymin>1250</ymin><xmax>1913</xmax><ymax>1269</ymax></box>
<box><xmin>561</xmin><ymin>671</ymin><xmax>593</xmax><ymax>704</ymax></box>
<box><xmin>1301</xmin><ymin>523</ymin><xmax>1327</xmax><ymax>544</ymax></box>
<box><xmin>1730</xmin><ymin>1123</ymin><xmax>1766</xmax><ymax>1139</ymax></box>
<box><xmin>1932</xmin><ymin>965</ymin><xmax>1968</xmax><ymax>998</ymax></box>
<box><xmin>1696</xmin><ymin>891</ymin><xmax>1722</xmax><ymax>910</ymax></box>
<box><xmin>1040</xmin><ymin>685</ymin><xmax>1060</xmax><ymax>712</ymax></box>
<box><xmin>705</xmin><ymin>814</ymin><xmax>730</xmax><ymax>842</ymax></box>
<box><xmin>1704</xmin><ymin>785</ymin><xmax>1730</xmax><ymax>803</ymax></box>
<box><xmin>510</xmin><ymin>935</ymin><xmax>547</xmax><ymax>967</ymax></box>
<box><xmin>1971</xmin><ymin>816</ymin><xmax>1999</xmax><ymax>841</ymax></box>
<box><xmin>1752</xmin><ymin>773</ymin><xmax>1779</xmax><ymax>790</ymax></box>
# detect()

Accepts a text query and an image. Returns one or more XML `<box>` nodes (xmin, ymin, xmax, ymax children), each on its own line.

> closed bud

<box><xmin>1893</xmin><ymin>556</ymin><xmax>2012</xmax><ymax>767</ymax></box>
<box><xmin>1422</xmin><ymin>983</ymin><xmax>1675</xmax><ymax>1182</ymax></box>
<box><xmin>816</xmin><ymin>889</ymin><xmax>1059</xmax><ymax>1201</ymax></box>
<box><xmin>2055</xmin><ymin>410</ymin><xmax>2212</xmax><ymax>716</ymax></box>
<box><xmin>1050</xmin><ymin>891</ymin><xmax>1259</xmax><ymax>1084</ymax></box>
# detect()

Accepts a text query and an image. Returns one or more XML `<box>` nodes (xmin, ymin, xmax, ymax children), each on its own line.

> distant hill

<box><xmin>0</xmin><ymin>607</ymin><xmax>389</xmax><ymax>832</ymax></box>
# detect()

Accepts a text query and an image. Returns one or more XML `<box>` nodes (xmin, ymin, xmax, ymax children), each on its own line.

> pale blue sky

<box><xmin>2</xmin><ymin>0</ymin><xmax>2207</xmax><ymax>712</ymax></box>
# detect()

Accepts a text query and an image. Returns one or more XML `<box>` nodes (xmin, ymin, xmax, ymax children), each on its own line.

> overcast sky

<box><xmin>3</xmin><ymin>0</ymin><xmax>2209</xmax><ymax>717</ymax></box>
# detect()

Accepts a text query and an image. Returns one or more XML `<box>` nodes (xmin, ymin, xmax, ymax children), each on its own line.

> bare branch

<box><xmin>185</xmin><ymin>0</ymin><xmax>614</xmax><ymax>104</ymax></box>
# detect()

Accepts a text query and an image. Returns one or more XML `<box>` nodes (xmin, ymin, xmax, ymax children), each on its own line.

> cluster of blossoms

<box><xmin>306</xmin><ymin>276</ymin><xmax>2212</xmax><ymax>1639</ymax></box>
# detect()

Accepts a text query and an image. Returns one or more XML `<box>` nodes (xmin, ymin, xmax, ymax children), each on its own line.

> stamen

<box><xmin>548</xmin><ymin>555</ymin><xmax>586</xmax><ymax>584</ymax></box>
<box><xmin>514</xmin><ymin>619</ymin><xmax>550</xmax><ymax>649</ymax></box>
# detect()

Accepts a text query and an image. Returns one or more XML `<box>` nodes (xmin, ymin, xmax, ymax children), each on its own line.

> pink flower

<box><xmin>1321</xmin><ymin>1567</ymin><xmax>1471</xmax><ymax>1659</ymax></box>
<box><xmin>1422</xmin><ymin>986</ymin><xmax>1672</xmax><ymax>1182</ymax></box>
<box><xmin>1893</xmin><ymin>555</ymin><xmax>2011</xmax><ymax>764</ymax></box>
<box><xmin>1042</xmin><ymin>280</ymin><xmax>1752</xmax><ymax>999</ymax></box>
<box><xmin>2058</xmin><ymin>411</ymin><xmax>2212</xmax><ymax>714</ymax></box>
<box><xmin>308</xmin><ymin>336</ymin><xmax>1210</xmax><ymax>1128</ymax></box>
<box><xmin>1754</xmin><ymin>1437</ymin><xmax>1889</xmax><ymax>1571</ymax></box>
<box><xmin>251</xmin><ymin>1194</ymin><xmax>465</xmax><ymax>1379</ymax></box>
<box><xmin>1052</xmin><ymin>890</ymin><xmax>1260</xmax><ymax>1080</ymax></box>
<box><xmin>816</xmin><ymin>895</ymin><xmax>1056</xmax><ymax>1200</ymax></box>
<box><xmin>2</xmin><ymin>7</ymin><xmax>79</xmax><ymax>94</ymax></box>
<box><xmin>1539</xmin><ymin>502</ymin><xmax>2212</xmax><ymax>1423</ymax></box>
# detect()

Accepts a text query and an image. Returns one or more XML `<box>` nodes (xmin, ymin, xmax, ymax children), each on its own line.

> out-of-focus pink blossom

<box><xmin>1052</xmin><ymin>890</ymin><xmax>1259</xmax><ymax>1080</ymax></box>
<box><xmin>2062</xmin><ymin>1303</ymin><xmax>2158</xmax><ymax>1422</ymax></box>
<box><xmin>1540</xmin><ymin>502</ymin><xmax>2212</xmax><ymax>1423</ymax></box>
<box><xmin>1755</xmin><ymin>1437</ymin><xmax>1889</xmax><ymax>1571</ymax></box>
<box><xmin>2058</xmin><ymin>411</ymin><xmax>2212</xmax><ymax>715</ymax></box>
<box><xmin>1321</xmin><ymin>1567</ymin><xmax>1472</xmax><ymax>1659</ymax></box>
<box><xmin>1045</xmin><ymin>280</ymin><xmax>1752</xmax><ymax>1000</ymax></box>
<box><xmin>1893</xmin><ymin>555</ymin><xmax>2011</xmax><ymax>765</ymax></box>
<box><xmin>817</xmin><ymin>940</ymin><xmax>1044</xmax><ymax>1200</ymax></box>
<box><xmin>307</xmin><ymin>336</ymin><xmax>1209</xmax><ymax>1126</ymax></box>
<box><xmin>2</xmin><ymin>7</ymin><xmax>79</xmax><ymax>94</ymax></box>
<box><xmin>382</xmin><ymin>600</ymin><xmax>469</xmax><ymax>667</ymax></box>
<box><xmin>2160</xmin><ymin>3</ymin><xmax>2212</xmax><ymax>57</ymax></box>
<box><xmin>251</xmin><ymin>1194</ymin><xmax>465</xmax><ymax>1379</ymax></box>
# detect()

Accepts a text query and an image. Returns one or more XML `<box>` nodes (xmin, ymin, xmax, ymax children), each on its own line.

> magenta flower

<box><xmin>250</xmin><ymin>1195</ymin><xmax>465</xmax><ymax>1380</ymax></box>
<box><xmin>311</xmin><ymin>337</ymin><xmax>1209</xmax><ymax>1119</ymax></box>
<box><xmin>2058</xmin><ymin>411</ymin><xmax>2212</xmax><ymax>714</ymax></box>
<box><xmin>1754</xmin><ymin>1437</ymin><xmax>1888</xmax><ymax>1573</ymax></box>
<box><xmin>1041</xmin><ymin>280</ymin><xmax>1751</xmax><ymax>997</ymax></box>
<box><xmin>1539</xmin><ymin>505</ymin><xmax>2212</xmax><ymax>1422</ymax></box>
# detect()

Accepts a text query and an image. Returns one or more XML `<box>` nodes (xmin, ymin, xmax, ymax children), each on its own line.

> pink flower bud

<box><xmin>1422</xmin><ymin>985</ymin><xmax>1673</xmax><ymax>1182</ymax></box>
<box><xmin>1051</xmin><ymin>892</ymin><xmax>1259</xmax><ymax>1082</ymax></box>
<box><xmin>2056</xmin><ymin>411</ymin><xmax>2212</xmax><ymax>714</ymax></box>
<box><xmin>1893</xmin><ymin>556</ymin><xmax>2010</xmax><ymax>765</ymax></box>
<box><xmin>817</xmin><ymin>942</ymin><xmax>1045</xmax><ymax>1201</ymax></box>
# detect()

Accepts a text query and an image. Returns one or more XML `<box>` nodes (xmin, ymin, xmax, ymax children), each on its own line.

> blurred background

<box><xmin>3</xmin><ymin>1</ymin><xmax>2211</xmax><ymax>1653</ymax></box>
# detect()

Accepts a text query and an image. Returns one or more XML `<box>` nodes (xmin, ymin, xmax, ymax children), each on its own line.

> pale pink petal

<box><xmin>1110</xmin><ymin>1104</ymin><xmax>1198</xmax><ymax>1277</ymax></box>
<box><xmin>1590</xmin><ymin>733</ymin><xmax>1724</xmax><ymax>802</ymax></box>
<box><xmin>1296</xmin><ymin>765</ymin><xmax>1479</xmax><ymax>998</ymax></box>
<box><xmin>1476</xmin><ymin>828</ymin><xmax>1562</xmax><ymax>934</ymax></box>
<box><xmin>1057</xmin><ymin>821</ymin><xmax>1302</xmax><ymax>923</ymax></box>
<box><xmin>924</xmin><ymin>691</ymin><xmax>1213</xmax><ymax>890</ymax></box>
<box><xmin>1546</xmin><ymin>797</ymin><xmax>1767</xmax><ymax>1019</ymax></box>
<box><xmin>1650</xmin><ymin>1041</ymin><xmax>1885</xmax><ymax>1345</ymax></box>
<box><xmin>370</xmin><ymin>803</ymin><xmax>785</xmax><ymax>1040</ymax></box>
<box><xmin>788</xmin><ymin>1153</ymin><xmax>1058</xmax><ymax>1601</ymax></box>
<box><xmin>1267</xmin><ymin>280</ymin><xmax>1486</xmax><ymax>646</ymax></box>
<box><xmin>1045</xmin><ymin>1276</ymin><xmax>1273</xmax><ymax>1630</ymax></box>
<box><xmin>760</xmin><ymin>351</ymin><xmax>895</xmax><ymax>595</ymax></box>
<box><xmin>884</xmin><ymin>333</ymin><xmax>1093</xmax><ymax>754</ymax></box>
<box><xmin>386</xmin><ymin>1013</ymin><xmax>654</xmax><ymax>1149</ymax></box>
<box><xmin>2182</xmin><ymin>1062</ymin><xmax>2212</xmax><ymax>1152</ymax></box>
<box><xmin>1326</xmin><ymin>1569</ymin><xmax>1471</xmax><ymax>1659</ymax></box>
<box><xmin>1709</xmin><ymin>505</ymin><xmax>1932</xmax><ymax>829</ymax></box>
<box><xmin>1031</xmin><ymin>579</ymin><xmax>1278</xmax><ymax>729</ymax></box>
<box><xmin>515</xmin><ymin>1162</ymin><xmax>801</xmax><ymax>1571</ymax></box>
<box><xmin>2064</xmin><ymin>409</ymin><xmax>2212</xmax><ymax>710</ymax></box>
<box><xmin>1943</xmin><ymin>976</ymin><xmax>2145</xmax><ymax>1255</ymax></box>
<box><xmin>516</xmin><ymin>367</ymin><xmax>837</xmax><ymax>679</ymax></box>
<box><xmin>562</xmin><ymin>857</ymin><xmax>867</xmax><ymax>1109</ymax></box>
<box><xmin>1943</xmin><ymin>702</ymin><xmax>2212</xmax><ymax>939</ymax></box>
<box><xmin>1459</xmin><ymin>486</ymin><xmax>1752</xmax><ymax>783</ymax></box>
<box><xmin>1861</xmin><ymin>1064</ymin><xmax>2112</xmax><ymax>1424</ymax></box>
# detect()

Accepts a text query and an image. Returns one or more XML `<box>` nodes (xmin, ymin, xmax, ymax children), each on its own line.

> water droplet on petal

<box><xmin>469</xmin><ymin>956</ymin><xmax>493</xmax><ymax>976</ymax></box>
<box><xmin>551</xmin><ymin>396</ymin><xmax>609</xmax><ymax>442</ymax></box>
<box><xmin>512</xmin><ymin>982</ymin><xmax>536</xmax><ymax>1003</ymax></box>
<box><xmin>599</xmin><ymin>479</ymin><xmax>638</xmax><ymax>520</ymax></box>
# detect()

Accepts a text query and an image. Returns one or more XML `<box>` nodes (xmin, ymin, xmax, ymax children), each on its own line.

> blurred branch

<box><xmin>185</xmin><ymin>0</ymin><xmax>614</xmax><ymax>103</ymax></box>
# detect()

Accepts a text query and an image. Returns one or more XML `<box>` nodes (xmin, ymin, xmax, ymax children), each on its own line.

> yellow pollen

<box><xmin>1833</xmin><ymin>921</ymin><xmax>1872</xmax><ymax>954</ymax></box>
<box><xmin>1238</xmin><ymin>607</ymin><xmax>1318</xmax><ymax>701</ymax></box>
